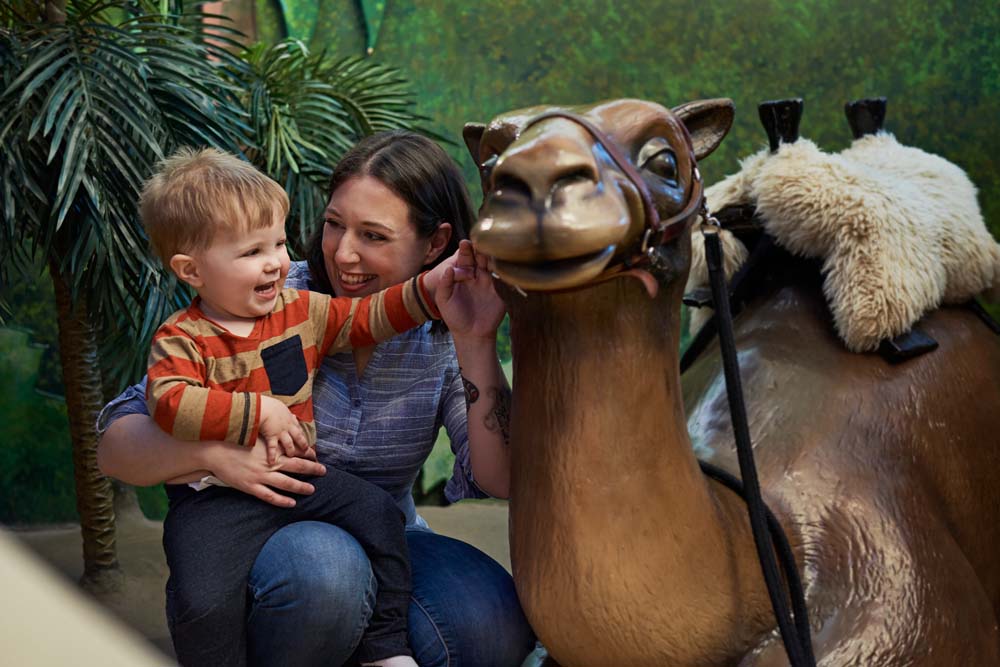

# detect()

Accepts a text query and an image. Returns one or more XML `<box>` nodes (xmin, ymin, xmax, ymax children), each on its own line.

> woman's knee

<box><xmin>406</xmin><ymin>530</ymin><xmax>535</xmax><ymax>667</ymax></box>
<box><xmin>248</xmin><ymin>521</ymin><xmax>376</xmax><ymax>622</ymax></box>
<box><xmin>247</xmin><ymin>522</ymin><xmax>378</xmax><ymax>667</ymax></box>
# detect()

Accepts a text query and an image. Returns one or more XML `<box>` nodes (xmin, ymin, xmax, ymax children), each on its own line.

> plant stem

<box><xmin>45</xmin><ymin>0</ymin><xmax>66</xmax><ymax>24</ymax></box>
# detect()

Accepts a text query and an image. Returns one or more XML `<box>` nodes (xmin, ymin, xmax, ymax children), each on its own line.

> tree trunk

<box><xmin>49</xmin><ymin>260</ymin><xmax>120</xmax><ymax>591</ymax></box>
<box><xmin>45</xmin><ymin>0</ymin><xmax>66</xmax><ymax>23</ymax></box>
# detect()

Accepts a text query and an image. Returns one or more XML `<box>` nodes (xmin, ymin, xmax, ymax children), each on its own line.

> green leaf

<box><xmin>36</xmin><ymin>66</ymin><xmax>79</xmax><ymax>139</ymax></box>
<box><xmin>54</xmin><ymin>126</ymin><xmax>91</xmax><ymax>227</ymax></box>
<box><xmin>46</xmin><ymin>85</ymin><xmax>83</xmax><ymax>163</ymax></box>
<box><xmin>4</xmin><ymin>34</ymin><xmax>68</xmax><ymax>98</ymax></box>
<box><xmin>17</xmin><ymin>52</ymin><xmax>73</xmax><ymax>109</ymax></box>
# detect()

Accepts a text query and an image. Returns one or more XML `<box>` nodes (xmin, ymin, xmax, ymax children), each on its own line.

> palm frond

<box><xmin>0</xmin><ymin>3</ymin><xmax>250</xmax><ymax>384</ymax></box>
<box><xmin>3</xmin><ymin>4</ymin><xmax>431</xmax><ymax>384</ymax></box>
<box><xmin>232</xmin><ymin>39</ymin><xmax>431</xmax><ymax>248</ymax></box>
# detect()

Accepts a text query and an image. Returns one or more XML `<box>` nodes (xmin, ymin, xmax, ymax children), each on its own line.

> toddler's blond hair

<box><xmin>140</xmin><ymin>147</ymin><xmax>289</xmax><ymax>262</ymax></box>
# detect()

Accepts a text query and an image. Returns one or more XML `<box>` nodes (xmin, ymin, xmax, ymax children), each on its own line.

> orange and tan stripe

<box><xmin>327</xmin><ymin>297</ymin><xmax>360</xmax><ymax>352</ymax></box>
<box><xmin>259</xmin><ymin>289</ymin><xmax>311</xmax><ymax>336</ymax></box>
<box><xmin>319</xmin><ymin>278</ymin><xmax>434</xmax><ymax>355</ymax></box>
<box><xmin>171</xmin><ymin>386</ymin><xmax>209</xmax><ymax>441</ymax></box>
<box><xmin>349</xmin><ymin>289</ymin><xmax>380</xmax><ymax>348</ymax></box>
<box><xmin>402</xmin><ymin>274</ymin><xmax>438</xmax><ymax>323</ymax></box>
<box><xmin>198</xmin><ymin>319</ymin><xmax>317</xmax><ymax>387</ymax></box>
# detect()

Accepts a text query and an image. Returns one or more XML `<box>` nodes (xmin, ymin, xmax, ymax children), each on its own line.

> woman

<box><xmin>97</xmin><ymin>130</ymin><xmax>535</xmax><ymax>666</ymax></box>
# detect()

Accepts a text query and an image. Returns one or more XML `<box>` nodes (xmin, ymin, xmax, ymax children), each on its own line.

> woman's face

<box><xmin>321</xmin><ymin>175</ymin><xmax>451</xmax><ymax>299</ymax></box>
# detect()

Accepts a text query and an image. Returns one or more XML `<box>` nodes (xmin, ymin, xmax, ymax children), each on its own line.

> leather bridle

<box><xmin>514</xmin><ymin>110</ymin><xmax>706</xmax><ymax>286</ymax></box>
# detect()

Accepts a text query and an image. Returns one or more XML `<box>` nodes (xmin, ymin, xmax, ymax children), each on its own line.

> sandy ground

<box><xmin>10</xmin><ymin>500</ymin><xmax>511</xmax><ymax>661</ymax></box>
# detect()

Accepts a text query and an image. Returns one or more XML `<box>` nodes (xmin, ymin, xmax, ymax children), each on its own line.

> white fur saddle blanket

<box><xmin>687</xmin><ymin>133</ymin><xmax>1000</xmax><ymax>351</ymax></box>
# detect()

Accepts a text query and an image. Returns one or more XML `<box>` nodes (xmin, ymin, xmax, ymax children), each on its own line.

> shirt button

<box><xmin>345</xmin><ymin>438</ymin><xmax>354</xmax><ymax>447</ymax></box>
<box><xmin>353</xmin><ymin>399</ymin><xmax>362</xmax><ymax>408</ymax></box>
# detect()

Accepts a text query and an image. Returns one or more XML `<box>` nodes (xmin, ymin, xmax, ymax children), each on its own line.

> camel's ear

<box><xmin>463</xmin><ymin>123</ymin><xmax>486</xmax><ymax>163</ymax></box>
<box><xmin>672</xmin><ymin>98</ymin><xmax>735</xmax><ymax>161</ymax></box>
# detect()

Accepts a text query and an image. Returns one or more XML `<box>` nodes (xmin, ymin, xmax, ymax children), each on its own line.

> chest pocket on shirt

<box><xmin>261</xmin><ymin>335</ymin><xmax>308</xmax><ymax>396</ymax></box>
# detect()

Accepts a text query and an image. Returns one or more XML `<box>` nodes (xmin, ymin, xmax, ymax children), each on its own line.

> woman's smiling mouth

<box><xmin>339</xmin><ymin>272</ymin><xmax>376</xmax><ymax>286</ymax></box>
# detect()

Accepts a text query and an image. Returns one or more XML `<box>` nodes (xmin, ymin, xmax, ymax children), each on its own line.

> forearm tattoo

<box><xmin>461</xmin><ymin>372</ymin><xmax>480</xmax><ymax>407</ymax></box>
<box><xmin>484</xmin><ymin>386</ymin><xmax>512</xmax><ymax>447</ymax></box>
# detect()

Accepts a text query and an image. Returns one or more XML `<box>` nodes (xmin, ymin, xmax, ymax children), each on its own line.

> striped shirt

<box><xmin>146</xmin><ymin>275</ymin><xmax>438</xmax><ymax>449</ymax></box>
<box><xmin>101</xmin><ymin>262</ymin><xmax>485</xmax><ymax>526</ymax></box>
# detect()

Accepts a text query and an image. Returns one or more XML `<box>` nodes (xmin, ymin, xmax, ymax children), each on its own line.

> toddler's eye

<box><xmin>243</xmin><ymin>248</ymin><xmax>259</xmax><ymax>257</ymax></box>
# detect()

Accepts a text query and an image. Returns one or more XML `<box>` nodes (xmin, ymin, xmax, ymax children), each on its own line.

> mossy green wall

<box><xmin>259</xmin><ymin>0</ymin><xmax>999</xmax><ymax>239</ymax></box>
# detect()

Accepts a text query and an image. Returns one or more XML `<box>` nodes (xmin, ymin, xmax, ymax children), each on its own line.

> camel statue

<box><xmin>463</xmin><ymin>98</ymin><xmax>1000</xmax><ymax>666</ymax></box>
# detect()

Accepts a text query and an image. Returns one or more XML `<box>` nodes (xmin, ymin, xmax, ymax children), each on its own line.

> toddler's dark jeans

<box><xmin>162</xmin><ymin>465</ymin><xmax>411</xmax><ymax>667</ymax></box>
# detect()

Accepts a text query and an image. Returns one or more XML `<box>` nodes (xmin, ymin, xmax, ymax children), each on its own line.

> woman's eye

<box><xmin>642</xmin><ymin>150</ymin><xmax>678</xmax><ymax>183</ymax></box>
<box><xmin>325</xmin><ymin>219</ymin><xmax>343</xmax><ymax>230</ymax></box>
<box><xmin>365</xmin><ymin>232</ymin><xmax>387</xmax><ymax>242</ymax></box>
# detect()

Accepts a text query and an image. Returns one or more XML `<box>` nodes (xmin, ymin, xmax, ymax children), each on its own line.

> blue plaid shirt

<box><xmin>97</xmin><ymin>261</ymin><xmax>487</xmax><ymax>527</ymax></box>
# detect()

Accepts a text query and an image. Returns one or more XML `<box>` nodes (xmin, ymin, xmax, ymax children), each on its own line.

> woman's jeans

<box><xmin>243</xmin><ymin>521</ymin><xmax>536</xmax><ymax>667</ymax></box>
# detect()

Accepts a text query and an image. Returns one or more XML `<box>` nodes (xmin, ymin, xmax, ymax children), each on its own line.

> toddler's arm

<box><xmin>314</xmin><ymin>240</ymin><xmax>481</xmax><ymax>356</ymax></box>
<box><xmin>147</xmin><ymin>324</ymin><xmax>308</xmax><ymax>454</ymax></box>
<box><xmin>315</xmin><ymin>268</ymin><xmax>439</xmax><ymax>355</ymax></box>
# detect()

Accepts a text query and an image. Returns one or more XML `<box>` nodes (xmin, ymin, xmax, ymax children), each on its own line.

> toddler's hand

<box><xmin>259</xmin><ymin>395</ymin><xmax>311</xmax><ymax>464</ymax></box>
<box><xmin>423</xmin><ymin>240</ymin><xmax>477</xmax><ymax>301</ymax></box>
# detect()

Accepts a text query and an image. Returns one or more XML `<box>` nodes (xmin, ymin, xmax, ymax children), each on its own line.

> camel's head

<box><xmin>464</xmin><ymin>98</ymin><xmax>734</xmax><ymax>295</ymax></box>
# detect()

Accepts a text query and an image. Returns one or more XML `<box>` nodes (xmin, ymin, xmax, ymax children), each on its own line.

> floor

<box><xmin>10</xmin><ymin>500</ymin><xmax>511</xmax><ymax>662</ymax></box>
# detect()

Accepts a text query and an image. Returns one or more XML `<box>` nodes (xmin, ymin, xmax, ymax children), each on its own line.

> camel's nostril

<box><xmin>493</xmin><ymin>173</ymin><xmax>533</xmax><ymax>201</ymax></box>
<box><xmin>553</xmin><ymin>167</ymin><xmax>597</xmax><ymax>192</ymax></box>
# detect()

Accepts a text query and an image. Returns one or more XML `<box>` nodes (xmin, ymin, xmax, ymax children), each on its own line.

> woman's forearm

<box><xmin>451</xmin><ymin>334</ymin><xmax>512</xmax><ymax>499</ymax></box>
<box><xmin>97</xmin><ymin>413</ymin><xmax>214</xmax><ymax>486</ymax></box>
<box><xmin>99</xmin><ymin>412</ymin><xmax>328</xmax><ymax>507</ymax></box>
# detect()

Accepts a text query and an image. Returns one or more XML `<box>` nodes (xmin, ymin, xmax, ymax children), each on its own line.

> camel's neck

<box><xmin>507</xmin><ymin>279</ymin><xmax>695</xmax><ymax>507</ymax></box>
<box><xmin>505</xmin><ymin>277</ymin><xmax>772</xmax><ymax>664</ymax></box>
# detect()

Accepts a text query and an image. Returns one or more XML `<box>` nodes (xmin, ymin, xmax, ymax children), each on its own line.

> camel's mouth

<box><xmin>490</xmin><ymin>245</ymin><xmax>616</xmax><ymax>291</ymax></box>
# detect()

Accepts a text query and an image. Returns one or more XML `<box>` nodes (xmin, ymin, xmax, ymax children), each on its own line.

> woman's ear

<box><xmin>169</xmin><ymin>254</ymin><xmax>204</xmax><ymax>288</ymax></box>
<box><xmin>424</xmin><ymin>223</ymin><xmax>453</xmax><ymax>264</ymax></box>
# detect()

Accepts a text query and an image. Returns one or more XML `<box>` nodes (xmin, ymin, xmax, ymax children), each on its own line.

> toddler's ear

<box><xmin>169</xmin><ymin>254</ymin><xmax>203</xmax><ymax>288</ymax></box>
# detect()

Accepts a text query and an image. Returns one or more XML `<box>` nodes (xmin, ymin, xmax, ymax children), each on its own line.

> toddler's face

<box><xmin>192</xmin><ymin>212</ymin><xmax>290</xmax><ymax>325</ymax></box>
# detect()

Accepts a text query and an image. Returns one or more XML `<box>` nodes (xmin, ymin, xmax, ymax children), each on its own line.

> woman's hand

<box><xmin>202</xmin><ymin>438</ymin><xmax>328</xmax><ymax>508</ymax></box>
<box><xmin>436</xmin><ymin>240</ymin><xmax>505</xmax><ymax>341</ymax></box>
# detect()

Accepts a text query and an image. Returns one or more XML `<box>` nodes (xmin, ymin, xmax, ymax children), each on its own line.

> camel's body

<box><xmin>684</xmin><ymin>276</ymin><xmax>1000</xmax><ymax>664</ymax></box>
<box><xmin>465</xmin><ymin>98</ymin><xmax>1000</xmax><ymax>665</ymax></box>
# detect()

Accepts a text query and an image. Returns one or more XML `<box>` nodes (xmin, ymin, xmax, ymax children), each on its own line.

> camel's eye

<box><xmin>645</xmin><ymin>151</ymin><xmax>677</xmax><ymax>182</ymax></box>
<box><xmin>638</xmin><ymin>139</ymin><xmax>678</xmax><ymax>185</ymax></box>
